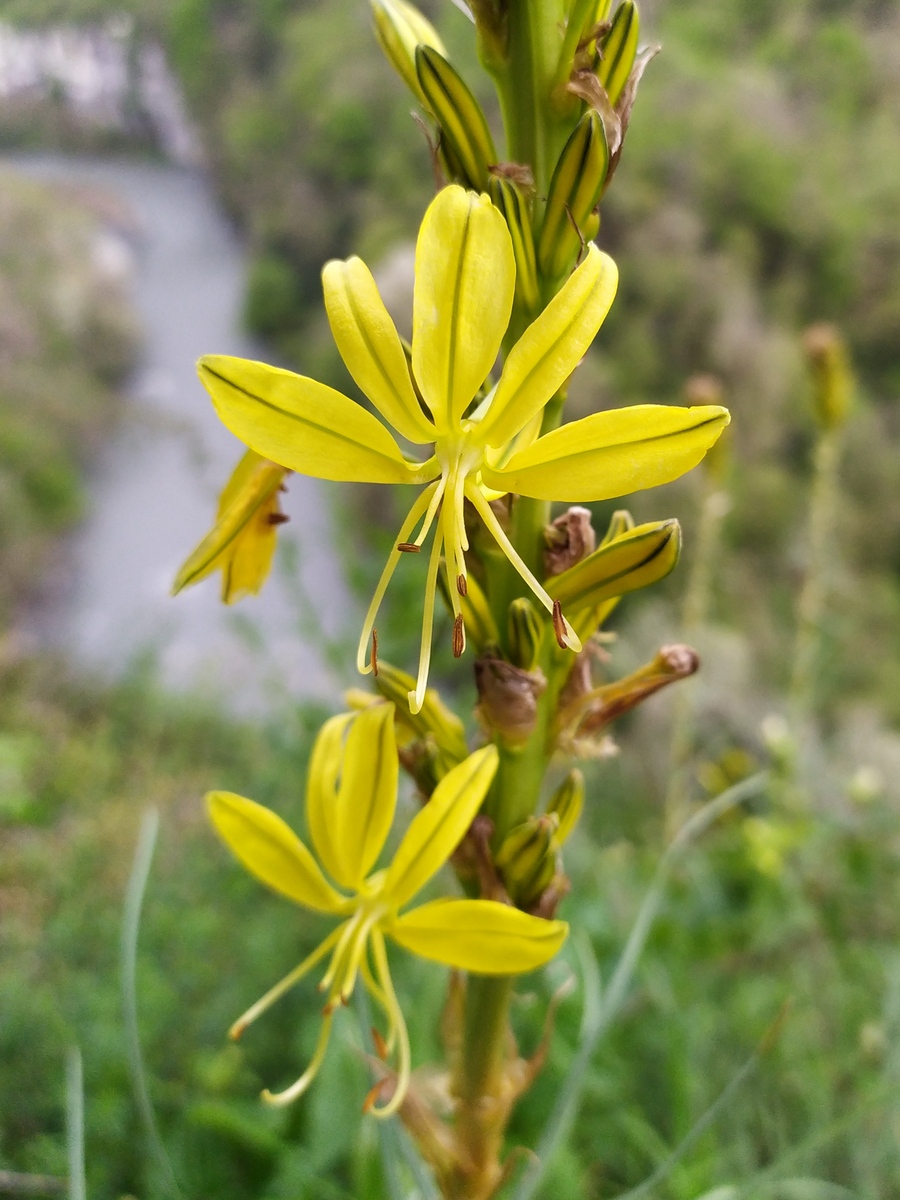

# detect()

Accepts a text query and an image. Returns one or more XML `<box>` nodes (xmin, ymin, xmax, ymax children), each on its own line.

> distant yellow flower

<box><xmin>197</xmin><ymin>185</ymin><xmax>729</xmax><ymax>710</ymax></box>
<box><xmin>172</xmin><ymin>449</ymin><xmax>288</xmax><ymax>604</ymax></box>
<box><xmin>208</xmin><ymin>702</ymin><xmax>566</xmax><ymax>1115</ymax></box>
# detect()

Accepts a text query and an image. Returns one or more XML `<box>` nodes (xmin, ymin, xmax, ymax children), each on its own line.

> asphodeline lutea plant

<box><xmin>188</xmin><ymin>185</ymin><xmax>728</xmax><ymax>710</ymax></box>
<box><xmin>208</xmin><ymin>702</ymin><xmax>566</xmax><ymax>1115</ymax></box>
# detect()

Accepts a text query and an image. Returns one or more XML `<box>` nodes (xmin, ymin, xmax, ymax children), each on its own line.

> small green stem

<box><xmin>790</xmin><ymin>428</ymin><xmax>841</xmax><ymax>720</ymax></box>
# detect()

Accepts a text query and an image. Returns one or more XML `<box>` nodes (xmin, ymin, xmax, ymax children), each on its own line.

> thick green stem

<box><xmin>496</xmin><ymin>0</ymin><xmax>569</xmax><ymax>193</ymax></box>
<box><xmin>448</xmin><ymin>8</ymin><xmax>580</xmax><ymax>1189</ymax></box>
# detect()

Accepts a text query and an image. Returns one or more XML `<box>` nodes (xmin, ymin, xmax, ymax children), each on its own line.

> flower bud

<box><xmin>537</xmin><ymin>110</ymin><xmax>609</xmax><ymax>282</ymax></box>
<box><xmin>373</xmin><ymin>661</ymin><xmax>468</xmax><ymax>769</ymax></box>
<box><xmin>547</xmin><ymin>768</ymin><xmax>584</xmax><ymax>843</ymax></box>
<box><xmin>599</xmin><ymin>510</ymin><xmax>634</xmax><ymax>548</ymax></box>
<box><xmin>547</xmin><ymin>519</ymin><xmax>681</xmax><ymax>616</ymax></box>
<box><xmin>507</xmin><ymin>598</ymin><xmax>544</xmax><ymax>671</ymax></box>
<box><xmin>370</xmin><ymin>0</ymin><xmax>447</xmax><ymax>107</ymax></box>
<box><xmin>475</xmin><ymin>657</ymin><xmax>547</xmax><ymax>746</ymax></box>
<box><xmin>596</xmin><ymin>0</ymin><xmax>640</xmax><ymax>107</ymax></box>
<box><xmin>802</xmin><ymin>323</ymin><xmax>853</xmax><ymax>431</ymax></box>
<box><xmin>416</xmin><ymin>45</ymin><xmax>497</xmax><ymax>190</ymax></box>
<box><xmin>495</xmin><ymin>814</ymin><xmax>560</xmax><ymax>908</ymax></box>
<box><xmin>488</xmin><ymin>174</ymin><xmax>539</xmax><ymax>315</ymax></box>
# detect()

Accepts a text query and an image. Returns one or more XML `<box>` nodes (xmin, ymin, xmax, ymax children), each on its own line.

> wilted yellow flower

<box><xmin>196</xmin><ymin>186</ymin><xmax>729</xmax><ymax>710</ymax></box>
<box><xmin>172</xmin><ymin>449</ymin><xmax>288</xmax><ymax>603</ymax></box>
<box><xmin>208</xmin><ymin>702</ymin><xmax>566</xmax><ymax>1115</ymax></box>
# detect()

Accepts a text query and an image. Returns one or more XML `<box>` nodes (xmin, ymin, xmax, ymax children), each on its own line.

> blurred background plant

<box><xmin>1</xmin><ymin>0</ymin><xmax>900</xmax><ymax>1196</ymax></box>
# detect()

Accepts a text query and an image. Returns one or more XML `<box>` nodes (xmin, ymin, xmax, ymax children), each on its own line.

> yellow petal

<box><xmin>389</xmin><ymin>899</ymin><xmax>568</xmax><ymax>973</ymax></box>
<box><xmin>322</xmin><ymin>257</ymin><xmax>436</xmax><ymax>445</ymax></box>
<box><xmin>334</xmin><ymin>703</ymin><xmax>399</xmax><ymax>888</ymax></box>
<box><xmin>412</xmin><ymin>187</ymin><xmax>514</xmax><ymax>432</ymax></box>
<box><xmin>383</xmin><ymin>745</ymin><xmax>498</xmax><ymax>908</ymax></box>
<box><xmin>207</xmin><ymin>791</ymin><xmax>347</xmax><ymax>914</ymax></box>
<box><xmin>305</xmin><ymin>712</ymin><xmax>354</xmax><ymax>885</ymax></box>
<box><xmin>199</xmin><ymin>355</ymin><xmax>432</xmax><ymax>485</ymax></box>
<box><xmin>172</xmin><ymin>450</ymin><xmax>285</xmax><ymax>600</ymax></box>
<box><xmin>476</xmin><ymin>246</ymin><xmax>618</xmax><ymax>449</ymax></box>
<box><xmin>484</xmin><ymin>404</ymin><xmax>730</xmax><ymax>501</ymax></box>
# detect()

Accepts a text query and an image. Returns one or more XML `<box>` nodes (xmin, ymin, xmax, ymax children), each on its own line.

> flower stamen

<box><xmin>366</xmin><ymin>930</ymin><xmax>411</xmax><ymax>1119</ymax></box>
<box><xmin>262</xmin><ymin>1012</ymin><xmax>334</xmax><ymax>1108</ymax></box>
<box><xmin>228</xmin><ymin>924</ymin><xmax>345</xmax><ymax>1041</ymax></box>
<box><xmin>410</xmin><ymin>523</ymin><xmax>445</xmax><ymax>713</ymax></box>
<box><xmin>465</xmin><ymin>480</ymin><xmax>582</xmax><ymax>652</ymax></box>
<box><xmin>358</xmin><ymin>483</ymin><xmax>439</xmax><ymax>674</ymax></box>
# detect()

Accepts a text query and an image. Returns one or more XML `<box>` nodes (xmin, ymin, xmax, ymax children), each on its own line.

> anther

<box><xmin>452</xmin><ymin>614</ymin><xmax>465</xmax><ymax>658</ymax></box>
<box><xmin>362</xmin><ymin>1079</ymin><xmax>389</xmax><ymax>1114</ymax></box>
<box><xmin>397</xmin><ymin>542</ymin><xmax>421</xmax><ymax>553</ymax></box>
<box><xmin>371</xmin><ymin>1027</ymin><xmax>389</xmax><ymax>1061</ymax></box>
<box><xmin>457</xmin><ymin>574</ymin><xmax>468</xmax><ymax>597</ymax></box>
<box><xmin>267</xmin><ymin>512</ymin><xmax>290</xmax><ymax>526</ymax></box>
<box><xmin>552</xmin><ymin>600</ymin><xmax>568</xmax><ymax>649</ymax></box>
<box><xmin>372</xmin><ymin>628</ymin><xmax>379</xmax><ymax>677</ymax></box>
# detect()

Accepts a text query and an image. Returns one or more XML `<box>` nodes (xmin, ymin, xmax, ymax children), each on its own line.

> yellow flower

<box><xmin>196</xmin><ymin>185</ymin><xmax>729</xmax><ymax>710</ymax></box>
<box><xmin>172</xmin><ymin>449</ymin><xmax>288</xmax><ymax>604</ymax></box>
<box><xmin>208</xmin><ymin>702</ymin><xmax>566</xmax><ymax>1115</ymax></box>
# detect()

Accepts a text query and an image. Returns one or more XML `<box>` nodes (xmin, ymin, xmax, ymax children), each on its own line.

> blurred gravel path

<box><xmin>7</xmin><ymin>153</ymin><xmax>351</xmax><ymax>712</ymax></box>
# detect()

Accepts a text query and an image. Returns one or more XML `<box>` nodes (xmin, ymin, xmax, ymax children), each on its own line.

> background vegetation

<box><xmin>1</xmin><ymin>0</ymin><xmax>899</xmax><ymax>1197</ymax></box>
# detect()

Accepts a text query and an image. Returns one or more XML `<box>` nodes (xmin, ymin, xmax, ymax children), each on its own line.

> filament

<box><xmin>410</xmin><ymin>521</ymin><xmax>445</xmax><ymax>715</ymax></box>
<box><xmin>411</xmin><ymin>475</ymin><xmax>447</xmax><ymax>548</ymax></box>
<box><xmin>357</xmin><ymin>484</ymin><xmax>438</xmax><ymax>674</ymax></box>
<box><xmin>228</xmin><ymin>924</ymin><xmax>344</xmax><ymax>1040</ymax></box>
<box><xmin>261</xmin><ymin>1012</ymin><xmax>334</xmax><ymax>1107</ymax></box>
<box><xmin>366</xmin><ymin>931</ymin><xmax>411</xmax><ymax>1119</ymax></box>
<box><xmin>465</xmin><ymin>480</ymin><xmax>582</xmax><ymax>652</ymax></box>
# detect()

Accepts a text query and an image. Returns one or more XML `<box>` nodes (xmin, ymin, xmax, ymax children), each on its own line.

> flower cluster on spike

<box><xmin>208</xmin><ymin>703</ymin><xmax>567</xmax><ymax>1115</ymax></box>
<box><xmin>177</xmin><ymin>185</ymin><xmax>728</xmax><ymax>710</ymax></box>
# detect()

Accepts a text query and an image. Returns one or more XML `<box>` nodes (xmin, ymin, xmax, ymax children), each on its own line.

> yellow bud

<box><xmin>547</xmin><ymin>769</ymin><xmax>584</xmax><ymax>843</ymax></box>
<box><xmin>370</xmin><ymin>0</ymin><xmax>446</xmax><ymax>107</ymax></box>
<box><xmin>488</xmin><ymin>174</ymin><xmax>540</xmax><ymax>316</ymax></box>
<box><xmin>597</xmin><ymin>0</ymin><xmax>640</xmax><ymax>107</ymax></box>
<box><xmin>802</xmin><ymin>323</ymin><xmax>853</xmax><ymax>431</ymax></box>
<box><xmin>507</xmin><ymin>598</ymin><xmax>544</xmax><ymax>671</ymax></box>
<box><xmin>495</xmin><ymin>814</ymin><xmax>560</xmax><ymax>908</ymax></box>
<box><xmin>416</xmin><ymin>45</ymin><xmax>497</xmax><ymax>190</ymax></box>
<box><xmin>373</xmin><ymin>661</ymin><xmax>468</xmax><ymax>770</ymax></box>
<box><xmin>547</xmin><ymin>519</ymin><xmax>681</xmax><ymax>616</ymax></box>
<box><xmin>599</xmin><ymin>508</ymin><xmax>635</xmax><ymax>546</ymax></box>
<box><xmin>538</xmin><ymin>110</ymin><xmax>609</xmax><ymax>282</ymax></box>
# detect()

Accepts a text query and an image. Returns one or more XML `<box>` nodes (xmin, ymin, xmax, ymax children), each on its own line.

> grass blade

<box><xmin>121</xmin><ymin>808</ymin><xmax>182</xmax><ymax>1199</ymax></box>
<box><xmin>355</xmin><ymin>984</ymin><xmax>440</xmax><ymax>1200</ymax></box>
<box><xmin>509</xmin><ymin>772</ymin><xmax>769</xmax><ymax>1200</ymax></box>
<box><xmin>611</xmin><ymin>1002</ymin><xmax>790</xmax><ymax>1200</ymax></box>
<box><xmin>65</xmin><ymin>1047</ymin><xmax>85</xmax><ymax>1200</ymax></box>
<box><xmin>509</xmin><ymin>934</ymin><xmax>603</xmax><ymax>1200</ymax></box>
